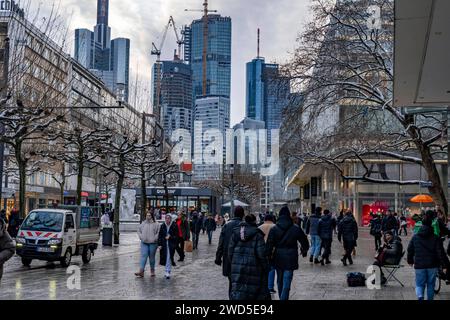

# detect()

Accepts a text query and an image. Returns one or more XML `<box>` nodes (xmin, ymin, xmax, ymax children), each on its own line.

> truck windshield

<box><xmin>22</xmin><ymin>211</ymin><xmax>64</xmax><ymax>232</ymax></box>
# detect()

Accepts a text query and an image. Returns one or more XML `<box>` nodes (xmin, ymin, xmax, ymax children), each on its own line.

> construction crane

<box><xmin>151</xmin><ymin>16</ymin><xmax>184</xmax><ymax>120</ymax></box>
<box><xmin>185</xmin><ymin>0</ymin><xmax>217</xmax><ymax>96</ymax></box>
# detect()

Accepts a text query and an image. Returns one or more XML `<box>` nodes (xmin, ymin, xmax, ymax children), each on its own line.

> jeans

<box><xmin>140</xmin><ymin>242</ymin><xmax>158</xmax><ymax>271</ymax></box>
<box><xmin>321</xmin><ymin>238</ymin><xmax>332</xmax><ymax>260</ymax></box>
<box><xmin>268</xmin><ymin>267</ymin><xmax>276</xmax><ymax>291</ymax></box>
<box><xmin>415</xmin><ymin>268</ymin><xmax>438</xmax><ymax>300</ymax></box>
<box><xmin>310</xmin><ymin>235</ymin><xmax>322</xmax><ymax>258</ymax></box>
<box><xmin>207</xmin><ymin>231</ymin><xmax>213</xmax><ymax>244</ymax></box>
<box><xmin>276</xmin><ymin>269</ymin><xmax>294</xmax><ymax>300</ymax></box>
<box><xmin>165</xmin><ymin>242</ymin><xmax>172</xmax><ymax>275</ymax></box>
<box><xmin>192</xmin><ymin>233</ymin><xmax>200</xmax><ymax>249</ymax></box>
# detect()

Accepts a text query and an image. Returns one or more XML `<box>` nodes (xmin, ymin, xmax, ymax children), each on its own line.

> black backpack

<box><xmin>346</xmin><ymin>272</ymin><xmax>366</xmax><ymax>287</ymax></box>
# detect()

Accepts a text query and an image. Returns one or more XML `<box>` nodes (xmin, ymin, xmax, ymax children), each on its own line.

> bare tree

<box><xmin>282</xmin><ymin>0</ymin><xmax>448</xmax><ymax>215</ymax></box>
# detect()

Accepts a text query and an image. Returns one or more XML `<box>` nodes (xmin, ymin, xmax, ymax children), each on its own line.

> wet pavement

<box><xmin>0</xmin><ymin>227</ymin><xmax>449</xmax><ymax>300</ymax></box>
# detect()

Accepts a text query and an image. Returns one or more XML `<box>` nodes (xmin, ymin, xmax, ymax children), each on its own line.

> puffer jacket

<box><xmin>137</xmin><ymin>220</ymin><xmax>161</xmax><ymax>244</ymax></box>
<box><xmin>338</xmin><ymin>215</ymin><xmax>358</xmax><ymax>244</ymax></box>
<box><xmin>382</xmin><ymin>215</ymin><xmax>399</xmax><ymax>232</ymax></box>
<box><xmin>205</xmin><ymin>218</ymin><xmax>217</xmax><ymax>232</ymax></box>
<box><xmin>382</xmin><ymin>236</ymin><xmax>404</xmax><ymax>265</ymax></box>
<box><xmin>318</xmin><ymin>214</ymin><xmax>336</xmax><ymax>240</ymax></box>
<box><xmin>407</xmin><ymin>225</ymin><xmax>447</xmax><ymax>269</ymax></box>
<box><xmin>0</xmin><ymin>226</ymin><xmax>15</xmax><ymax>280</ymax></box>
<box><xmin>305</xmin><ymin>214</ymin><xmax>321</xmax><ymax>236</ymax></box>
<box><xmin>266</xmin><ymin>215</ymin><xmax>310</xmax><ymax>271</ymax></box>
<box><xmin>215</xmin><ymin>217</ymin><xmax>242</xmax><ymax>277</ymax></box>
<box><xmin>228</xmin><ymin>222</ymin><xmax>270</xmax><ymax>301</ymax></box>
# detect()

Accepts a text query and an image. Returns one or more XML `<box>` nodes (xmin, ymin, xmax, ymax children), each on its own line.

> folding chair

<box><xmin>381</xmin><ymin>252</ymin><xmax>405</xmax><ymax>287</ymax></box>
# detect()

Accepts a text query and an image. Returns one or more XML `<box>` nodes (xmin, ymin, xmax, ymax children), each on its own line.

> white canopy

<box><xmin>222</xmin><ymin>200</ymin><xmax>249</xmax><ymax>207</ymax></box>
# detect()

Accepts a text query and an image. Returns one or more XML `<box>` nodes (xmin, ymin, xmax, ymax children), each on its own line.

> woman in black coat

<box><xmin>338</xmin><ymin>211</ymin><xmax>359</xmax><ymax>266</ymax></box>
<box><xmin>227</xmin><ymin>214</ymin><xmax>270</xmax><ymax>301</ymax></box>
<box><xmin>158</xmin><ymin>215</ymin><xmax>178</xmax><ymax>279</ymax></box>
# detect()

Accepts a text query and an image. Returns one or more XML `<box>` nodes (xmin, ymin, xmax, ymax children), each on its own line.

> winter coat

<box><xmin>137</xmin><ymin>220</ymin><xmax>161</xmax><ymax>244</ymax></box>
<box><xmin>382</xmin><ymin>215</ymin><xmax>399</xmax><ymax>232</ymax></box>
<box><xmin>0</xmin><ymin>227</ymin><xmax>15</xmax><ymax>280</ymax></box>
<box><xmin>158</xmin><ymin>222</ymin><xmax>178</xmax><ymax>266</ymax></box>
<box><xmin>380</xmin><ymin>236</ymin><xmax>404</xmax><ymax>265</ymax></box>
<box><xmin>259</xmin><ymin>222</ymin><xmax>276</xmax><ymax>242</ymax></box>
<box><xmin>318</xmin><ymin>214</ymin><xmax>336</xmax><ymax>240</ymax></box>
<box><xmin>205</xmin><ymin>218</ymin><xmax>217</xmax><ymax>232</ymax></box>
<box><xmin>190</xmin><ymin>216</ymin><xmax>203</xmax><ymax>235</ymax></box>
<box><xmin>370</xmin><ymin>217</ymin><xmax>382</xmax><ymax>236</ymax></box>
<box><xmin>6</xmin><ymin>212</ymin><xmax>20</xmax><ymax>238</ymax></box>
<box><xmin>305</xmin><ymin>214</ymin><xmax>321</xmax><ymax>236</ymax></box>
<box><xmin>228</xmin><ymin>222</ymin><xmax>271</xmax><ymax>301</ymax></box>
<box><xmin>338</xmin><ymin>215</ymin><xmax>358</xmax><ymax>245</ymax></box>
<box><xmin>215</xmin><ymin>217</ymin><xmax>242</xmax><ymax>277</ymax></box>
<box><xmin>407</xmin><ymin>225</ymin><xmax>447</xmax><ymax>269</ymax></box>
<box><xmin>266</xmin><ymin>215</ymin><xmax>310</xmax><ymax>271</ymax></box>
<box><xmin>176</xmin><ymin>218</ymin><xmax>190</xmax><ymax>240</ymax></box>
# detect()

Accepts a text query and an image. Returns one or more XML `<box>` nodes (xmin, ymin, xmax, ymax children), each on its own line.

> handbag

<box><xmin>184</xmin><ymin>240</ymin><xmax>193</xmax><ymax>253</ymax></box>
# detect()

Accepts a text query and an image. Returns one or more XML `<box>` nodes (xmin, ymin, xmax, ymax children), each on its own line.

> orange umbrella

<box><xmin>410</xmin><ymin>194</ymin><xmax>434</xmax><ymax>203</ymax></box>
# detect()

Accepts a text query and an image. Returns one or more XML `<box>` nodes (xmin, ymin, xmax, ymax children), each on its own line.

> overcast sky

<box><xmin>36</xmin><ymin>0</ymin><xmax>312</xmax><ymax>125</ymax></box>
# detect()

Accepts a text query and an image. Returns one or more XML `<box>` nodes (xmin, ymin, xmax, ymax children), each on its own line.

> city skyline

<box><xmin>36</xmin><ymin>0</ymin><xmax>311</xmax><ymax>125</ymax></box>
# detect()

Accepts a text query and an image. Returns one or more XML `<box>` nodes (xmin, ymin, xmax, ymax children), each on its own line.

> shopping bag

<box><xmin>184</xmin><ymin>240</ymin><xmax>193</xmax><ymax>253</ymax></box>
<box><xmin>352</xmin><ymin>248</ymin><xmax>356</xmax><ymax>256</ymax></box>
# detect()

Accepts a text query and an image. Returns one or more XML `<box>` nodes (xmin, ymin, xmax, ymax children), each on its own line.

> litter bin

<box><xmin>102</xmin><ymin>226</ymin><xmax>113</xmax><ymax>246</ymax></box>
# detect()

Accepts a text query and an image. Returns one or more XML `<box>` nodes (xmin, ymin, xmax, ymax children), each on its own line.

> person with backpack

<box><xmin>370</xmin><ymin>213</ymin><xmax>383</xmax><ymax>251</ymax></box>
<box><xmin>408</xmin><ymin>210</ymin><xmax>447</xmax><ymax>300</ymax></box>
<box><xmin>317</xmin><ymin>210</ymin><xmax>336</xmax><ymax>265</ymax></box>
<box><xmin>305</xmin><ymin>207</ymin><xmax>322</xmax><ymax>264</ymax></box>
<box><xmin>266</xmin><ymin>206</ymin><xmax>310</xmax><ymax>300</ymax></box>
<box><xmin>228</xmin><ymin>214</ymin><xmax>270</xmax><ymax>300</ymax></box>
<box><xmin>338</xmin><ymin>210</ymin><xmax>358</xmax><ymax>266</ymax></box>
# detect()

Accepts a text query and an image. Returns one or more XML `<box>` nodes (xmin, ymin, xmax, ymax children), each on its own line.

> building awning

<box><xmin>394</xmin><ymin>0</ymin><xmax>450</xmax><ymax>106</ymax></box>
<box><xmin>287</xmin><ymin>164</ymin><xmax>324</xmax><ymax>188</ymax></box>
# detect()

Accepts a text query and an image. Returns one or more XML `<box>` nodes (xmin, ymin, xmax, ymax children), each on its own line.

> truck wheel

<box><xmin>82</xmin><ymin>247</ymin><xmax>92</xmax><ymax>264</ymax></box>
<box><xmin>60</xmin><ymin>249</ymin><xmax>72</xmax><ymax>268</ymax></box>
<box><xmin>21</xmin><ymin>258</ymin><xmax>32</xmax><ymax>267</ymax></box>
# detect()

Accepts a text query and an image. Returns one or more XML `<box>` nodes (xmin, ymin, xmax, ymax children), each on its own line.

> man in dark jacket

<box><xmin>215</xmin><ymin>206</ymin><xmax>245</xmax><ymax>299</ymax></box>
<box><xmin>305</xmin><ymin>207</ymin><xmax>322</xmax><ymax>264</ymax></box>
<box><xmin>338</xmin><ymin>210</ymin><xmax>358</xmax><ymax>266</ymax></box>
<box><xmin>266</xmin><ymin>206</ymin><xmax>309</xmax><ymax>301</ymax></box>
<box><xmin>228</xmin><ymin>214</ymin><xmax>270</xmax><ymax>300</ymax></box>
<box><xmin>370</xmin><ymin>214</ymin><xmax>383</xmax><ymax>251</ymax></box>
<box><xmin>407</xmin><ymin>210</ymin><xmax>447</xmax><ymax>300</ymax></box>
<box><xmin>372</xmin><ymin>231</ymin><xmax>403</xmax><ymax>284</ymax></box>
<box><xmin>0</xmin><ymin>219</ymin><xmax>15</xmax><ymax>281</ymax></box>
<box><xmin>317</xmin><ymin>210</ymin><xmax>336</xmax><ymax>265</ymax></box>
<box><xmin>175</xmin><ymin>212</ymin><xmax>190</xmax><ymax>262</ymax></box>
<box><xmin>190</xmin><ymin>212</ymin><xmax>203</xmax><ymax>250</ymax></box>
<box><xmin>205</xmin><ymin>215</ymin><xmax>217</xmax><ymax>245</ymax></box>
<box><xmin>382</xmin><ymin>211</ymin><xmax>399</xmax><ymax>236</ymax></box>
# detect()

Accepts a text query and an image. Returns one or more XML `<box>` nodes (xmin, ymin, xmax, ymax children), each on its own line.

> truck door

<box><xmin>64</xmin><ymin>214</ymin><xmax>76</xmax><ymax>249</ymax></box>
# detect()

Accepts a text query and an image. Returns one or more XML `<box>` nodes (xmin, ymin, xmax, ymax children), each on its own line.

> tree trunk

<box><xmin>113</xmin><ymin>174</ymin><xmax>124</xmax><ymax>245</ymax></box>
<box><xmin>15</xmin><ymin>146</ymin><xmax>26</xmax><ymax>219</ymax></box>
<box><xmin>76</xmin><ymin>160</ymin><xmax>83</xmax><ymax>206</ymax></box>
<box><xmin>140</xmin><ymin>165</ymin><xmax>147</xmax><ymax>222</ymax></box>
<box><xmin>60</xmin><ymin>180</ymin><xmax>64</xmax><ymax>204</ymax></box>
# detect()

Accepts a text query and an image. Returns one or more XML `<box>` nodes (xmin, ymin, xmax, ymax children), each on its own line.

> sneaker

<box><xmin>165</xmin><ymin>272</ymin><xmax>171</xmax><ymax>279</ymax></box>
<box><xmin>134</xmin><ymin>271</ymin><xmax>144</xmax><ymax>278</ymax></box>
<box><xmin>269</xmin><ymin>289</ymin><xmax>277</xmax><ymax>294</ymax></box>
<box><xmin>150</xmin><ymin>270</ymin><xmax>156</xmax><ymax>277</ymax></box>
<box><xmin>314</xmin><ymin>258</ymin><xmax>321</xmax><ymax>264</ymax></box>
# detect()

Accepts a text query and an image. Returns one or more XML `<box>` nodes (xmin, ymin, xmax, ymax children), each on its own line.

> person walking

<box><xmin>205</xmin><ymin>214</ymin><xmax>217</xmax><ymax>245</ymax></box>
<box><xmin>259</xmin><ymin>214</ymin><xmax>277</xmax><ymax>294</ymax></box>
<box><xmin>407</xmin><ymin>210</ymin><xmax>447</xmax><ymax>300</ymax></box>
<box><xmin>158</xmin><ymin>214</ymin><xmax>178</xmax><ymax>279</ymax></box>
<box><xmin>399</xmin><ymin>214</ymin><xmax>408</xmax><ymax>236</ymax></box>
<box><xmin>382</xmin><ymin>210</ymin><xmax>399</xmax><ymax>236</ymax></box>
<box><xmin>175</xmin><ymin>212</ymin><xmax>190</xmax><ymax>262</ymax></box>
<box><xmin>135</xmin><ymin>211</ymin><xmax>161</xmax><ymax>278</ymax></box>
<box><xmin>190</xmin><ymin>212</ymin><xmax>203</xmax><ymax>250</ymax></box>
<box><xmin>266</xmin><ymin>207</ymin><xmax>310</xmax><ymax>301</ymax></box>
<box><xmin>215</xmin><ymin>206</ymin><xmax>245</xmax><ymax>299</ymax></box>
<box><xmin>6</xmin><ymin>209</ymin><xmax>20</xmax><ymax>239</ymax></box>
<box><xmin>305</xmin><ymin>207</ymin><xmax>322</xmax><ymax>264</ymax></box>
<box><xmin>318</xmin><ymin>210</ymin><xmax>336</xmax><ymax>265</ymax></box>
<box><xmin>370</xmin><ymin>213</ymin><xmax>383</xmax><ymax>251</ymax></box>
<box><xmin>0</xmin><ymin>218</ymin><xmax>15</xmax><ymax>281</ymax></box>
<box><xmin>338</xmin><ymin>210</ymin><xmax>358</xmax><ymax>266</ymax></box>
<box><xmin>228</xmin><ymin>214</ymin><xmax>270</xmax><ymax>301</ymax></box>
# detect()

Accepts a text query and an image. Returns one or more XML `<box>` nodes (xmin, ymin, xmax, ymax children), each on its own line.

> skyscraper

<box><xmin>152</xmin><ymin>58</ymin><xmax>193</xmax><ymax>140</ymax></box>
<box><xmin>184</xmin><ymin>15</ymin><xmax>232</xmax><ymax>99</ymax></box>
<box><xmin>74</xmin><ymin>0</ymin><xmax>130</xmax><ymax>102</ymax></box>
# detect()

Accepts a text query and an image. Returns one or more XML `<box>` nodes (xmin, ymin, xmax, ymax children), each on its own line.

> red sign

<box><xmin>181</xmin><ymin>162</ymin><xmax>193</xmax><ymax>172</ymax></box>
<box><xmin>81</xmin><ymin>192</ymin><xmax>89</xmax><ymax>197</ymax></box>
